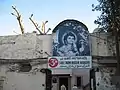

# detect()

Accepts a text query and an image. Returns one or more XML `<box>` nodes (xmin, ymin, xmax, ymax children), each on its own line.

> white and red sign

<box><xmin>48</xmin><ymin>56</ymin><xmax>92</xmax><ymax>69</ymax></box>
<box><xmin>48</xmin><ymin>58</ymin><xmax>59</xmax><ymax>68</ymax></box>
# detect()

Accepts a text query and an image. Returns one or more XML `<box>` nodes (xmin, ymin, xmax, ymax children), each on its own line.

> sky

<box><xmin>0</xmin><ymin>0</ymin><xmax>100</xmax><ymax>36</ymax></box>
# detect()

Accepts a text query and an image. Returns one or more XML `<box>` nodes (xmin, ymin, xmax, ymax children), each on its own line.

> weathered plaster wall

<box><xmin>95</xmin><ymin>67</ymin><xmax>116</xmax><ymax>90</ymax></box>
<box><xmin>91</xmin><ymin>32</ymin><xmax>117</xmax><ymax>90</ymax></box>
<box><xmin>0</xmin><ymin>32</ymin><xmax>115</xmax><ymax>59</ymax></box>
<box><xmin>0</xmin><ymin>32</ymin><xmax>117</xmax><ymax>90</ymax></box>
<box><xmin>0</xmin><ymin>33</ymin><xmax>47</xmax><ymax>90</ymax></box>
<box><xmin>0</xmin><ymin>33</ymin><xmax>43</xmax><ymax>59</ymax></box>
<box><xmin>0</xmin><ymin>63</ymin><xmax>47</xmax><ymax>90</ymax></box>
<box><xmin>37</xmin><ymin>35</ymin><xmax>52</xmax><ymax>58</ymax></box>
<box><xmin>91</xmin><ymin>32</ymin><xmax>115</xmax><ymax>56</ymax></box>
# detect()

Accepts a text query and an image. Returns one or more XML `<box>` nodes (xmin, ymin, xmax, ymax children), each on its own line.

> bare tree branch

<box><xmin>29</xmin><ymin>14</ymin><xmax>43</xmax><ymax>34</ymax></box>
<box><xmin>11</xmin><ymin>13</ymin><xmax>17</xmax><ymax>17</ymax></box>
<box><xmin>45</xmin><ymin>28</ymin><xmax>51</xmax><ymax>34</ymax></box>
<box><xmin>41</xmin><ymin>21</ymin><xmax>49</xmax><ymax>34</ymax></box>
<box><xmin>11</xmin><ymin>6</ymin><xmax>24</xmax><ymax>34</ymax></box>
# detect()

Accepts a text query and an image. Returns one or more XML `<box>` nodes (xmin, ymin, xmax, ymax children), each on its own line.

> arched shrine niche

<box><xmin>52</xmin><ymin>19</ymin><xmax>91</xmax><ymax>57</ymax></box>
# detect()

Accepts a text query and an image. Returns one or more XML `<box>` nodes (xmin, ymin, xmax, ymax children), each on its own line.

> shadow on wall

<box><xmin>83</xmin><ymin>83</ymin><xmax>90</xmax><ymax>90</ymax></box>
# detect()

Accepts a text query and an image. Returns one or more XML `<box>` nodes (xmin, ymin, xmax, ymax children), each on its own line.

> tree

<box><xmin>11</xmin><ymin>6</ymin><xmax>24</xmax><ymax>34</ymax></box>
<box><xmin>92</xmin><ymin>0</ymin><xmax>120</xmax><ymax>88</ymax></box>
<box><xmin>92</xmin><ymin>0</ymin><xmax>120</xmax><ymax>33</ymax></box>
<box><xmin>29</xmin><ymin>14</ymin><xmax>51</xmax><ymax>35</ymax></box>
<box><xmin>93</xmin><ymin>0</ymin><xmax>120</xmax><ymax>71</ymax></box>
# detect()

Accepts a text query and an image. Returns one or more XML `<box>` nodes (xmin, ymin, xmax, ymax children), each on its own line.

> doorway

<box><xmin>59</xmin><ymin>77</ymin><xmax>68</xmax><ymax>90</ymax></box>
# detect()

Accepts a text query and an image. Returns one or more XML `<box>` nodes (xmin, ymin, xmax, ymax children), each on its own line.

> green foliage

<box><xmin>92</xmin><ymin>0</ymin><xmax>120</xmax><ymax>33</ymax></box>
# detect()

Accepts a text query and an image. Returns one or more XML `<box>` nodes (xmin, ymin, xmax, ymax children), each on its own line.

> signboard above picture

<box><xmin>50</xmin><ymin>19</ymin><xmax>92</xmax><ymax>69</ymax></box>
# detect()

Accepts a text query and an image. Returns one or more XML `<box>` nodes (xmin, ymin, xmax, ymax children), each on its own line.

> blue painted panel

<box><xmin>52</xmin><ymin>19</ymin><xmax>91</xmax><ymax>56</ymax></box>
